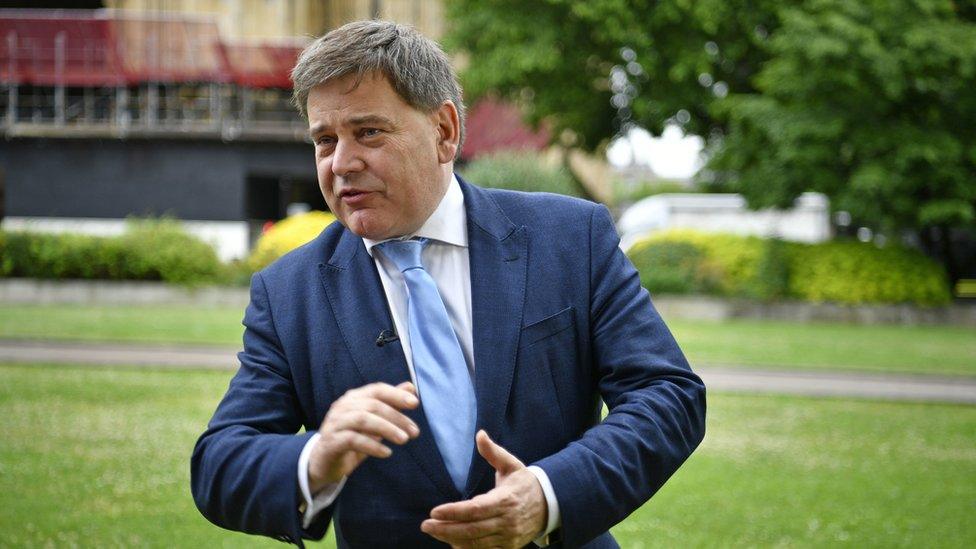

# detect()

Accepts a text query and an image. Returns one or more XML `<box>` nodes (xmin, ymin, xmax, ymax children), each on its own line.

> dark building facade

<box><xmin>0</xmin><ymin>137</ymin><xmax>320</xmax><ymax>256</ymax></box>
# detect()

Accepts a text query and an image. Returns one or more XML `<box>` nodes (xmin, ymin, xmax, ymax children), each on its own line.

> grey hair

<box><xmin>291</xmin><ymin>20</ymin><xmax>466</xmax><ymax>155</ymax></box>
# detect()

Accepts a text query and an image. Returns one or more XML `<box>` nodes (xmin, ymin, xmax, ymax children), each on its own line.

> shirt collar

<box><xmin>363</xmin><ymin>174</ymin><xmax>467</xmax><ymax>256</ymax></box>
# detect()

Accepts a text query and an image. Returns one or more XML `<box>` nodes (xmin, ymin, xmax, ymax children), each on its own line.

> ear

<box><xmin>433</xmin><ymin>100</ymin><xmax>460</xmax><ymax>164</ymax></box>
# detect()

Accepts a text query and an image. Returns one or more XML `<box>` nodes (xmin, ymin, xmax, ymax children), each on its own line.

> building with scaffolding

<box><xmin>0</xmin><ymin>7</ymin><xmax>320</xmax><ymax>260</ymax></box>
<box><xmin>0</xmin><ymin>3</ymin><xmax>550</xmax><ymax>261</ymax></box>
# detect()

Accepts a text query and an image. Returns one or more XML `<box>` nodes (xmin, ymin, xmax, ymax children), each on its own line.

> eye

<box><xmin>315</xmin><ymin>135</ymin><xmax>336</xmax><ymax>147</ymax></box>
<box><xmin>361</xmin><ymin>128</ymin><xmax>382</xmax><ymax>138</ymax></box>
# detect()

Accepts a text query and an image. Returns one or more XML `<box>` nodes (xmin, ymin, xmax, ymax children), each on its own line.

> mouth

<box><xmin>337</xmin><ymin>188</ymin><xmax>375</xmax><ymax>205</ymax></box>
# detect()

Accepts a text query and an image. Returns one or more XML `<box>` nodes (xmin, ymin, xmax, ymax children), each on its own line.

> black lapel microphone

<box><xmin>375</xmin><ymin>329</ymin><xmax>399</xmax><ymax>347</ymax></box>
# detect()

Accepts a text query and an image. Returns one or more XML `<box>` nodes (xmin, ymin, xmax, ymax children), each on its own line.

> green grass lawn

<box><xmin>0</xmin><ymin>304</ymin><xmax>244</xmax><ymax>346</ymax></box>
<box><xmin>1</xmin><ymin>304</ymin><xmax>974</xmax><ymax>376</ymax></box>
<box><xmin>1</xmin><ymin>363</ymin><xmax>973</xmax><ymax>547</ymax></box>
<box><xmin>666</xmin><ymin>318</ymin><xmax>976</xmax><ymax>377</ymax></box>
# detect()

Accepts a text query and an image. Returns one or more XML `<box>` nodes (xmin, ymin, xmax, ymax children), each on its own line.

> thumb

<box><xmin>476</xmin><ymin>430</ymin><xmax>524</xmax><ymax>475</ymax></box>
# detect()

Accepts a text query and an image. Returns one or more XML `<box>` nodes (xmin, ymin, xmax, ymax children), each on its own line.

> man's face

<box><xmin>307</xmin><ymin>72</ymin><xmax>458</xmax><ymax>240</ymax></box>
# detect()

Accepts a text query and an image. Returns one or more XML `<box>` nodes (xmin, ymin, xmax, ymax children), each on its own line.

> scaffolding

<box><xmin>0</xmin><ymin>9</ymin><xmax>307</xmax><ymax>141</ymax></box>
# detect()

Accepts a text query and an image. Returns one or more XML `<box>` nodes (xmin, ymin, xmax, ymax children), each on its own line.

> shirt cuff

<box><xmin>298</xmin><ymin>433</ymin><xmax>346</xmax><ymax>529</ymax></box>
<box><xmin>527</xmin><ymin>465</ymin><xmax>560</xmax><ymax>546</ymax></box>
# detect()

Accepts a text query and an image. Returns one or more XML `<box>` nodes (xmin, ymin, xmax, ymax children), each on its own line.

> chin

<box><xmin>347</xmin><ymin>218</ymin><xmax>393</xmax><ymax>241</ymax></box>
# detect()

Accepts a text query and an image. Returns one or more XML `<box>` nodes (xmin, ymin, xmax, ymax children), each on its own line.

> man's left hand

<box><xmin>421</xmin><ymin>430</ymin><xmax>547</xmax><ymax>548</ymax></box>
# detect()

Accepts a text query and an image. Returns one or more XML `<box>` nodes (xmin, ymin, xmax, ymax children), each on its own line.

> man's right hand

<box><xmin>308</xmin><ymin>381</ymin><xmax>420</xmax><ymax>493</ymax></box>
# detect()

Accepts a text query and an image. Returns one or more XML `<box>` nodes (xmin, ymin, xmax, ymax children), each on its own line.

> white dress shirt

<box><xmin>297</xmin><ymin>176</ymin><xmax>561</xmax><ymax>542</ymax></box>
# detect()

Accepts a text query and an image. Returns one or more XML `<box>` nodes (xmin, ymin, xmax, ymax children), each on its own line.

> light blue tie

<box><xmin>377</xmin><ymin>238</ymin><xmax>476</xmax><ymax>491</ymax></box>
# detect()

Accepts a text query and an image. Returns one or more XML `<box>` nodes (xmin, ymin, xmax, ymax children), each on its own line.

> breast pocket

<box><xmin>520</xmin><ymin>306</ymin><xmax>576</xmax><ymax>349</ymax></box>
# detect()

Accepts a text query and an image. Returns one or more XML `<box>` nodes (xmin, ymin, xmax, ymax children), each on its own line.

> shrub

<box><xmin>0</xmin><ymin>218</ymin><xmax>223</xmax><ymax>286</ymax></box>
<box><xmin>248</xmin><ymin>211</ymin><xmax>337</xmax><ymax>271</ymax></box>
<box><xmin>626</xmin><ymin>230</ymin><xmax>952</xmax><ymax>305</ymax></box>
<box><xmin>751</xmin><ymin>238</ymin><xmax>791</xmax><ymax>301</ymax></box>
<box><xmin>460</xmin><ymin>152</ymin><xmax>581</xmax><ymax>197</ymax></box>
<box><xmin>626</xmin><ymin>240</ymin><xmax>720</xmax><ymax>295</ymax></box>
<box><xmin>118</xmin><ymin>219</ymin><xmax>223</xmax><ymax>285</ymax></box>
<box><xmin>629</xmin><ymin>229</ymin><xmax>766</xmax><ymax>296</ymax></box>
<box><xmin>788</xmin><ymin>240</ymin><xmax>951</xmax><ymax>305</ymax></box>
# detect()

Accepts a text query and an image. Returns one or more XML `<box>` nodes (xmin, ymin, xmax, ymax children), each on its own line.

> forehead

<box><xmin>306</xmin><ymin>72</ymin><xmax>414</xmax><ymax>127</ymax></box>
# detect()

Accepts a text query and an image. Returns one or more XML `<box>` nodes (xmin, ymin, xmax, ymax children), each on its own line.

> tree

<box><xmin>709</xmin><ymin>0</ymin><xmax>976</xmax><ymax>283</ymax></box>
<box><xmin>446</xmin><ymin>0</ymin><xmax>976</xmax><ymax>283</ymax></box>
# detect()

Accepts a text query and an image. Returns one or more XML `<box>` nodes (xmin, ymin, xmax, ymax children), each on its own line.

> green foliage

<box><xmin>752</xmin><ymin>238</ymin><xmax>791</xmax><ymax>301</ymax></box>
<box><xmin>447</xmin><ymin>0</ymin><xmax>976</xmax><ymax>277</ymax></box>
<box><xmin>446</xmin><ymin>0</ymin><xmax>783</xmax><ymax>148</ymax></box>
<box><xmin>630</xmin><ymin>229</ymin><xmax>767</xmax><ymax>296</ymax></box>
<box><xmin>460</xmin><ymin>152</ymin><xmax>581</xmax><ymax>197</ymax></box>
<box><xmin>708</xmin><ymin>0</ymin><xmax>976</xmax><ymax>240</ymax></box>
<box><xmin>626</xmin><ymin>230</ymin><xmax>951</xmax><ymax>305</ymax></box>
<box><xmin>0</xmin><ymin>219</ymin><xmax>224</xmax><ymax>286</ymax></box>
<box><xmin>117</xmin><ymin>219</ymin><xmax>224</xmax><ymax>285</ymax></box>
<box><xmin>627</xmin><ymin>240</ymin><xmax>719</xmax><ymax>294</ymax></box>
<box><xmin>788</xmin><ymin>240</ymin><xmax>951</xmax><ymax>305</ymax></box>
<box><xmin>0</xmin><ymin>232</ymin><xmax>128</xmax><ymax>280</ymax></box>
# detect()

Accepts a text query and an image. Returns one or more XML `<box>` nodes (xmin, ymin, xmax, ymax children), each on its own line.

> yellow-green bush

<box><xmin>788</xmin><ymin>241</ymin><xmax>951</xmax><ymax>305</ymax></box>
<box><xmin>629</xmin><ymin>229</ymin><xmax>765</xmax><ymax>295</ymax></box>
<box><xmin>248</xmin><ymin>211</ymin><xmax>337</xmax><ymax>271</ymax></box>
<box><xmin>626</xmin><ymin>230</ymin><xmax>952</xmax><ymax>305</ymax></box>
<box><xmin>0</xmin><ymin>219</ymin><xmax>223</xmax><ymax>286</ymax></box>
<box><xmin>626</xmin><ymin>240</ymin><xmax>720</xmax><ymax>294</ymax></box>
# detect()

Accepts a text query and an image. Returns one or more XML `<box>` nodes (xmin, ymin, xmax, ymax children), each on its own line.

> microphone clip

<box><xmin>375</xmin><ymin>329</ymin><xmax>399</xmax><ymax>347</ymax></box>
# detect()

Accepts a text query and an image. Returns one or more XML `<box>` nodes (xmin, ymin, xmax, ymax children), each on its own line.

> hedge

<box><xmin>0</xmin><ymin>219</ymin><xmax>225</xmax><ymax>286</ymax></box>
<box><xmin>626</xmin><ymin>230</ymin><xmax>952</xmax><ymax>306</ymax></box>
<box><xmin>787</xmin><ymin>240</ymin><xmax>951</xmax><ymax>306</ymax></box>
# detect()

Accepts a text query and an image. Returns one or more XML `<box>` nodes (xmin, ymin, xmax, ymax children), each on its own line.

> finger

<box><xmin>356</xmin><ymin>382</ymin><xmax>420</xmax><ymax>410</ymax></box>
<box><xmin>329</xmin><ymin>392</ymin><xmax>420</xmax><ymax>438</ymax></box>
<box><xmin>395</xmin><ymin>381</ymin><xmax>417</xmax><ymax>395</ymax></box>
<box><xmin>330</xmin><ymin>410</ymin><xmax>413</xmax><ymax>445</ymax></box>
<box><xmin>476</xmin><ymin>430</ymin><xmax>523</xmax><ymax>474</ymax></box>
<box><xmin>328</xmin><ymin>430</ymin><xmax>393</xmax><ymax>459</ymax></box>
<box><xmin>357</xmin><ymin>398</ymin><xmax>421</xmax><ymax>438</ymax></box>
<box><xmin>421</xmin><ymin>517</ymin><xmax>505</xmax><ymax>542</ymax></box>
<box><xmin>430</xmin><ymin>492</ymin><xmax>506</xmax><ymax>522</ymax></box>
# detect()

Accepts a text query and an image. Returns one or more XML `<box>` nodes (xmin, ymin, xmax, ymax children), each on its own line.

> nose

<box><xmin>331</xmin><ymin>139</ymin><xmax>365</xmax><ymax>177</ymax></box>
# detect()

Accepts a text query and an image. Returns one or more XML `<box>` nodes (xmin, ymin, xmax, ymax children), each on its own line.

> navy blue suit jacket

<box><xmin>191</xmin><ymin>179</ymin><xmax>706</xmax><ymax>548</ymax></box>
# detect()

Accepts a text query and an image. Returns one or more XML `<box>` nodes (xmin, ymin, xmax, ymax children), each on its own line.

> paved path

<box><xmin>2</xmin><ymin>339</ymin><xmax>975</xmax><ymax>404</ymax></box>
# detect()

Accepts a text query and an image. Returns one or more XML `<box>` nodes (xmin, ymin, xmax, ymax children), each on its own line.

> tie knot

<box><xmin>377</xmin><ymin>238</ymin><xmax>428</xmax><ymax>273</ymax></box>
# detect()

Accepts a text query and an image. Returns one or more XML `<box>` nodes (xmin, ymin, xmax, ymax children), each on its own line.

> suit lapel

<box><xmin>460</xmin><ymin>180</ymin><xmax>527</xmax><ymax>495</ymax></box>
<box><xmin>318</xmin><ymin>230</ymin><xmax>460</xmax><ymax>499</ymax></box>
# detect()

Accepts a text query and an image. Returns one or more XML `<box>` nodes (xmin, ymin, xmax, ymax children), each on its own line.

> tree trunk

<box><xmin>558</xmin><ymin>146</ymin><xmax>597</xmax><ymax>203</ymax></box>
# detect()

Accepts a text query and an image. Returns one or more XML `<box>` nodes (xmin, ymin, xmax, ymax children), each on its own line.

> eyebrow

<box><xmin>308</xmin><ymin>115</ymin><xmax>396</xmax><ymax>139</ymax></box>
<box><xmin>349</xmin><ymin>114</ymin><xmax>395</xmax><ymax>127</ymax></box>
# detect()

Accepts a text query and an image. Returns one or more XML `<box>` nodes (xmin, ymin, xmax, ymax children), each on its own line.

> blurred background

<box><xmin>0</xmin><ymin>1</ymin><xmax>973</xmax><ymax>547</ymax></box>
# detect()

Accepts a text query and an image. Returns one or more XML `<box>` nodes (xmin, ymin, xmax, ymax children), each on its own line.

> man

<box><xmin>192</xmin><ymin>20</ymin><xmax>705</xmax><ymax>548</ymax></box>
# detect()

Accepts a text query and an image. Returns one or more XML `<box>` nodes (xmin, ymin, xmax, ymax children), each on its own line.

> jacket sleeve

<box><xmin>190</xmin><ymin>272</ymin><xmax>333</xmax><ymax>545</ymax></box>
<box><xmin>532</xmin><ymin>203</ymin><xmax>707</xmax><ymax>547</ymax></box>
